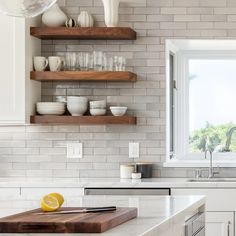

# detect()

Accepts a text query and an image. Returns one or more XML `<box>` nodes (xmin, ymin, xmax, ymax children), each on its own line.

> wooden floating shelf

<box><xmin>30</xmin><ymin>71</ymin><xmax>137</xmax><ymax>82</ymax></box>
<box><xmin>30</xmin><ymin>116</ymin><xmax>137</xmax><ymax>125</ymax></box>
<box><xmin>30</xmin><ymin>27</ymin><xmax>137</xmax><ymax>40</ymax></box>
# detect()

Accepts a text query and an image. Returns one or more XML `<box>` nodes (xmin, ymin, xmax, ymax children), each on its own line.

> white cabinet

<box><xmin>172</xmin><ymin>188</ymin><xmax>236</xmax><ymax>236</ymax></box>
<box><xmin>206</xmin><ymin>212</ymin><xmax>234</xmax><ymax>236</ymax></box>
<box><xmin>0</xmin><ymin>15</ymin><xmax>41</xmax><ymax>124</ymax></box>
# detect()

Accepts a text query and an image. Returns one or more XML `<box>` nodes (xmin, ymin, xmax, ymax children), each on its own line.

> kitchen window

<box><xmin>165</xmin><ymin>40</ymin><xmax>236</xmax><ymax>167</ymax></box>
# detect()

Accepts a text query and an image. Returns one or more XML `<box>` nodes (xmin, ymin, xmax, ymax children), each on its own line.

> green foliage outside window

<box><xmin>189</xmin><ymin>122</ymin><xmax>236</xmax><ymax>152</ymax></box>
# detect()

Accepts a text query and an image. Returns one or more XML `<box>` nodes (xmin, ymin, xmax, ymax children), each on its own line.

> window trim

<box><xmin>165</xmin><ymin>44</ymin><xmax>236</xmax><ymax>167</ymax></box>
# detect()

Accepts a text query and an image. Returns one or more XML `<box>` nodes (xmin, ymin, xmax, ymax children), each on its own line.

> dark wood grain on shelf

<box><xmin>30</xmin><ymin>116</ymin><xmax>137</xmax><ymax>125</ymax></box>
<box><xmin>30</xmin><ymin>71</ymin><xmax>137</xmax><ymax>82</ymax></box>
<box><xmin>30</xmin><ymin>27</ymin><xmax>137</xmax><ymax>40</ymax></box>
<box><xmin>0</xmin><ymin>207</ymin><xmax>137</xmax><ymax>233</ymax></box>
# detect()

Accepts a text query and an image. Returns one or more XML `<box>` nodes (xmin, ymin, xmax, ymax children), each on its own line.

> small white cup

<box><xmin>49</xmin><ymin>56</ymin><xmax>63</xmax><ymax>71</ymax></box>
<box><xmin>33</xmin><ymin>56</ymin><xmax>48</xmax><ymax>71</ymax></box>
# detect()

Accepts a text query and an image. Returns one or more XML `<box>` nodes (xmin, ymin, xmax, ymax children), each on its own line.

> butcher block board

<box><xmin>0</xmin><ymin>207</ymin><xmax>137</xmax><ymax>233</ymax></box>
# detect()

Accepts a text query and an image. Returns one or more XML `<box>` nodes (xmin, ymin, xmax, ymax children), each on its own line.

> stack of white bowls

<box><xmin>36</xmin><ymin>102</ymin><xmax>65</xmax><ymax>115</ymax></box>
<box><xmin>90</xmin><ymin>100</ymin><xmax>106</xmax><ymax>116</ymax></box>
<box><xmin>67</xmin><ymin>96</ymin><xmax>88</xmax><ymax>116</ymax></box>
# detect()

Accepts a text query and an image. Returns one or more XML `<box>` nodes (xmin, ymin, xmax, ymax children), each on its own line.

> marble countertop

<box><xmin>0</xmin><ymin>177</ymin><xmax>236</xmax><ymax>188</ymax></box>
<box><xmin>0</xmin><ymin>195</ymin><xmax>205</xmax><ymax>236</ymax></box>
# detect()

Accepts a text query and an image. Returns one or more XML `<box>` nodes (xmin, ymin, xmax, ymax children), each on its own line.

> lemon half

<box><xmin>41</xmin><ymin>195</ymin><xmax>60</xmax><ymax>212</ymax></box>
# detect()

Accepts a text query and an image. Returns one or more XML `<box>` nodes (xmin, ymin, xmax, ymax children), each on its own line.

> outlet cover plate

<box><xmin>129</xmin><ymin>142</ymin><xmax>139</xmax><ymax>158</ymax></box>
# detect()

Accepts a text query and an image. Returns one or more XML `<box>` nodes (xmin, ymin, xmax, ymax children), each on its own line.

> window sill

<box><xmin>163</xmin><ymin>160</ymin><xmax>236</xmax><ymax>168</ymax></box>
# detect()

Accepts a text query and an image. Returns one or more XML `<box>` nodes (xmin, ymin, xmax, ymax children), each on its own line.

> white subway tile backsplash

<box><xmin>1</xmin><ymin>0</ymin><xmax>236</xmax><ymax>179</ymax></box>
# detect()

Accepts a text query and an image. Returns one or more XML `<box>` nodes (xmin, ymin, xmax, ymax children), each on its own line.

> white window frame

<box><xmin>165</xmin><ymin>40</ymin><xmax>236</xmax><ymax>167</ymax></box>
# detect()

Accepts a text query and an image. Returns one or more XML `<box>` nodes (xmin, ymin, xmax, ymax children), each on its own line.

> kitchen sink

<box><xmin>188</xmin><ymin>178</ymin><xmax>236</xmax><ymax>182</ymax></box>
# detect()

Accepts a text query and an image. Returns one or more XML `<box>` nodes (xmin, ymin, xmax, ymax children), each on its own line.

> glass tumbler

<box><xmin>66</xmin><ymin>52</ymin><xmax>77</xmax><ymax>71</ymax></box>
<box><xmin>108</xmin><ymin>57</ymin><xmax>114</xmax><ymax>71</ymax></box>
<box><xmin>93</xmin><ymin>51</ymin><xmax>103</xmax><ymax>71</ymax></box>
<box><xmin>84</xmin><ymin>53</ymin><xmax>90</xmax><ymax>71</ymax></box>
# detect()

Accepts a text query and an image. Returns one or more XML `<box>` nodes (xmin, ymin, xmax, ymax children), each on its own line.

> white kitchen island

<box><xmin>0</xmin><ymin>195</ymin><xmax>205</xmax><ymax>236</ymax></box>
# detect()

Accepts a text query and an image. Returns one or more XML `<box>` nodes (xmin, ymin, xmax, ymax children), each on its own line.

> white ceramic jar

<box><xmin>102</xmin><ymin>0</ymin><xmax>121</xmax><ymax>27</ymax></box>
<box><xmin>120</xmin><ymin>164</ymin><xmax>135</xmax><ymax>179</ymax></box>
<box><xmin>42</xmin><ymin>3</ymin><xmax>67</xmax><ymax>27</ymax></box>
<box><xmin>78</xmin><ymin>11</ymin><xmax>94</xmax><ymax>27</ymax></box>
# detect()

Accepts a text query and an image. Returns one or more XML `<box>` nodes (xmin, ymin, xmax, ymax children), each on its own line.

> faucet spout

<box><xmin>224</xmin><ymin>127</ymin><xmax>236</xmax><ymax>152</ymax></box>
<box><xmin>205</xmin><ymin>150</ymin><xmax>214</xmax><ymax>178</ymax></box>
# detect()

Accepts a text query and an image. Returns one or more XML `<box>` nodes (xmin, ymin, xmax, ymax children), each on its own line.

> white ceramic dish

<box><xmin>36</xmin><ymin>102</ymin><xmax>65</xmax><ymax>115</ymax></box>
<box><xmin>90</xmin><ymin>108</ymin><xmax>106</xmax><ymax>116</ymax></box>
<box><xmin>110</xmin><ymin>106</ymin><xmax>127</xmax><ymax>116</ymax></box>
<box><xmin>37</xmin><ymin>102</ymin><xmax>65</xmax><ymax>107</ymax></box>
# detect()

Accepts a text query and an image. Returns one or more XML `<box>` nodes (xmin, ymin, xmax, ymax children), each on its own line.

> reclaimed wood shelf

<box><xmin>30</xmin><ymin>27</ymin><xmax>137</xmax><ymax>40</ymax></box>
<box><xmin>30</xmin><ymin>116</ymin><xmax>137</xmax><ymax>125</ymax></box>
<box><xmin>30</xmin><ymin>71</ymin><xmax>137</xmax><ymax>82</ymax></box>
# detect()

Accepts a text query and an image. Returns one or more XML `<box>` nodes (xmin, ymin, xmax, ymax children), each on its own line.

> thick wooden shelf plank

<box><xmin>30</xmin><ymin>71</ymin><xmax>137</xmax><ymax>82</ymax></box>
<box><xmin>30</xmin><ymin>27</ymin><xmax>137</xmax><ymax>40</ymax></box>
<box><xmin>30</xmin><ymin>116</ymin><xmax>137</xmax><ymax>125</ymax></box>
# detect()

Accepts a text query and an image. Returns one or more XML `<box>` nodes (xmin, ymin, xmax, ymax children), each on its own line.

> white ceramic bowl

<box><xmin>67</xmin><ymin>102</ymin><xmax>88</xmax><ymax>116</ymax></box>
<box><xmin>90</xmin><ymin>100</ymin><xmax>106</xmax><ymax>109</ymax></box>
<box><xmin>36</xmin><ymin>102</ymin><xmax>65</xmax><ymax>115</ymax></box>
<box><xmin>67</xmin><ymin>96</ymin><xmax>88</xmax><ymax>116</ymax></box>
<box><xmin>90</xmin><ymin>108</ymin><xmax>106</xmax><ymax>116</ymax></box>
<box><xmin>110</xmin><ymin>106</ymin><xmax>127</xmax><ymax>116</ymax></box>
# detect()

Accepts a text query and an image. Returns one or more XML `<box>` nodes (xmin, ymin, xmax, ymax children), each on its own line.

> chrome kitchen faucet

<box><xmin>205</xmin><ymin>150</ymin><xmax>220</xmax><ymax>178</ymax></box>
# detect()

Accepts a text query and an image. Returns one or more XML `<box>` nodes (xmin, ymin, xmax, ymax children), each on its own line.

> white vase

<box><xmin>102</xmin><ymin>0</ymin><xmax>121</xmax><ymax>27</ymax></box>
<box><xmin>42</xmin><ymin>4</ymin><xmax>67</xmax><ymax>27</ymax></box>
<box><xmin>78</xmin><ymin>11</ymin><xmax>94</xmax><ymax>27</ymax></box>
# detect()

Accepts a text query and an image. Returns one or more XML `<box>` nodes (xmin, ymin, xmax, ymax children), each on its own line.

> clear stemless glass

<box><xmin>89</xmin><ymin>53</ymin><xmax>94</xmax><ymax>71</ymax></box>
<box><xmin>66</xmin><ymin>52</ymin><xmax>77</xmax><ymax>71</ymax></box>
<box><xmin>103</xmin><ymin>53</ymin><xmax>108</xmax><ymax>71</ymax></box>
<box><xmin>77</xmin><ymin>53</ymin><xmax>83</xmax><ymax>71</ymax></box>
<box><xmin>93</xmin><ymin>51</ymin><xmax>103</xmax><ymax>71</ymax></box>
<box><xmin>114</xmin><ymin>56</ymin><xmax>119</xmax><ymax>71</ymax></box>
<box><xmin>84</xmin><ymin>53</ymin><xmax>90</xmax><ymax>71</ymax></box>
<box><xmin>108</xmin><ymin>57</ymin><xmax>114</xmax><ymax>71</ymax></box>
<box><xmin>121</xmin><ymin>56</ymin><xmax>126</xmax><ymax>71</ymax></box>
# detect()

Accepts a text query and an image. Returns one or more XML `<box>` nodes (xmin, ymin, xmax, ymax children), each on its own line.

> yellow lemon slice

<box><xmin>41</xmin><ymin>195</ymin><xmax>60</xmax><ymax>212</ymax></box>
<box><xmin>48</xmin><ymin>193</ymin><xmax>64</xmax><ymax>207</ymax></box>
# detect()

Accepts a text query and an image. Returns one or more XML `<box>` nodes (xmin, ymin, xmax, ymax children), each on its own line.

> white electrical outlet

<box><xmin>129</xmin><ymin>142</ymin><xmax>139</xmax><ymax>158</ymax></box>
<box><xmin>67</xmin><ymin>142</ymin><xmax>83</xmax><ymax>159</ymax></box>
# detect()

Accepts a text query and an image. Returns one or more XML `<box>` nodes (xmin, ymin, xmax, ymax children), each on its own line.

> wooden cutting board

<box><xmin>0</xmin><ymin>207</ymin><xmax>137</xmax><ymax>233</ymax></box>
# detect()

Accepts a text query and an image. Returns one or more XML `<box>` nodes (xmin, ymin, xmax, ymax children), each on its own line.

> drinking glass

<box><xmin>108</xmin><ymin>57</ymin><xmax>114</xmax><ymax>71</ymax></box>
<box><xmin>77</xmin><ymin>53</ymin><xmax>84</xmax><ymax>71</ymax></box>
<box><xmin>84</xmin><ymin>53</ymin><xmax>90</xmax><ymax>71</ymax></box>
<box><xmin>114</xmin><ymin>56</ymin><xmax>119</xmax><ymax>71</ymax></box>
<box><xmin>66</xmin><ymin>52</ymin><xmax>77</xmax><ymax>71</ymax></box>
<box><xmin>102</xmin><ymin>53</ymin><xmax>108</xmax><ymax>71</ymax></box>
<box><xmin>77</xmin><ymin>52</ymin><xmax>91</xmax><ymax>71</ymax></box>
<box><xmin>114</xmin><ymin>56</ymin><xmax>126</xmax><ymax>71</ymax></box>
<box><xmin>93</xmin><ymin>51</ymin><xmax>103</xmax><ymax>71</ymax></box>
<box><xmin>120</xmin><ymin>56</ymin><xmax>126</xmax><ymax>71</ymax></box>
<box><xmin>89</xmin><ymin>53</ymin><xmax>94</xmax><ymax>71</ymax></box>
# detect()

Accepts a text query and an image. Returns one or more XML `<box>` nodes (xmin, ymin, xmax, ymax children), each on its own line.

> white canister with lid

<box><xmin>120</xmin><ymin>164</ymin><xmax>135</xmax><ymax>179</ymax></box>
